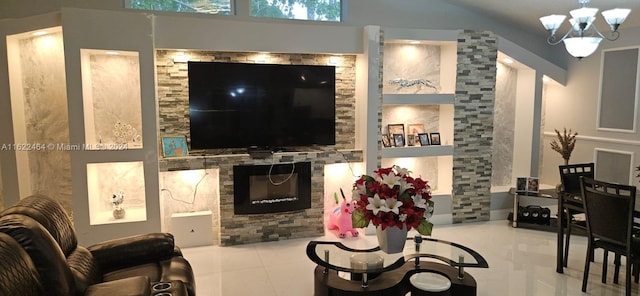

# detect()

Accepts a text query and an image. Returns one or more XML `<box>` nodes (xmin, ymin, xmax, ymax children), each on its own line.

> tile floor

<box><xmin>181</xmin><ymin>220</ymin><xmax>638</xmax><ymax>296</ymax></box>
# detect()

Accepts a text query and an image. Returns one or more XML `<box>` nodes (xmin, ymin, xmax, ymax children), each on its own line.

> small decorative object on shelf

<box><xmin>352</xmin><ymin>165</ymin><xmax>434</xmax><ymax>253</ymax></box>
<box><xmin>429</xmin><ymin>132</ymin><xmax>441</xmax><ymax>145</ymax></box>
<box><xmin>388</xmin><ymin>78</ymin><xmax>439</xmax><ymax>93</ymax></box>
<box><xmin>550</xmin><ymin>128</ymin><xmax>577</xmax><ymax>165</ymax></box>
<box><xmin>516</xmin><ymin>177</ymin><xmax>539</xmax><ymax>194</ymax></box>
<box><xmin>111</xmin><ymin>191</ymin><xmax>125</xmax><ymax>219</ymax></box>
<box><xmin>327</xmin><ymin>189</ymin><xmax>359</xmax><ymax>238</ymax></box>
<box><xmin>113</xmin><ymin>121</ymin><xmax>140</xmax><ymax>145</ymax></box>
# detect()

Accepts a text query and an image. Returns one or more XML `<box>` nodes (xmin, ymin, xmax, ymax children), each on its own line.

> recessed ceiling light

<box><xmin>409</xmin><ymin>40</ymin><xmax>420</xmax><ymax>44</ymax></box>
<box><xmin>32</xmin><ymin>31</ymin><xmax>48</xmax><ymax>36</ymax></box>
<box><xmin>503</xmin><ymin>58</ymin><xmax>514</xmax><ymax>64</ymax></box>
<box><xmin>105</xmin><ymin>51</ymin><xmax>120</xmax><ymax>55</ymax></box>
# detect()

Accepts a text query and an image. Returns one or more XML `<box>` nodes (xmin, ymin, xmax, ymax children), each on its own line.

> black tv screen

<box><xmin>188</xmin><ymin>61</ymin><xmax>336</xmax><ymax>150</ymax></box>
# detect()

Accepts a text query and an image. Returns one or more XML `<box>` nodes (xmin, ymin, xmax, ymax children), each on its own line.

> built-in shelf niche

<box><xmin>81</xmin><ymin>49</ymin><xmax>143</xmax><ymax>150</ymax></box>
<box><xmin>86</xmin><ymin>161</ymin><xmax>147</xmax><ymax>225</ymax></box>
<box><xmin>382</xmin><ymin>40</ymin><xmax>456</xmax><ymax>95</ymax></box>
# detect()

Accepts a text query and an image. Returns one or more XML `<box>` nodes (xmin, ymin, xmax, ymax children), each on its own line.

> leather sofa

<box><xmin>0</xmin><ymin>195</ymin><xmax>195</xmax><ymax>296</ymax></box>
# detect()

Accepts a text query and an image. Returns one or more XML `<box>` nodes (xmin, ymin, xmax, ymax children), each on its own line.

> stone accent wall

<box><xmin>452</xmin><ymin>30</ymin><xmax>497</xmax><ymax>223</ymax></box>
<box><xmin>155</xmin><ymin>50</ymin><xmax>357</xmax><ymax>152</ymax></box>
<box><xmin>159</xmin><ymin>150</ymin><xmax>362</xmax><ymax>246</ymax></box>
<box><xmin>155</xmin><ymin>50</ymin><xmax>360</xmax><ymax>245</ymax></box>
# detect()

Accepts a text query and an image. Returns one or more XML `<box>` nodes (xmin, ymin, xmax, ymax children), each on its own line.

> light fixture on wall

<box><xmin>539</xmin><ymin>0</ymin><xmax>631</xmax><ymax>59</ymax></box>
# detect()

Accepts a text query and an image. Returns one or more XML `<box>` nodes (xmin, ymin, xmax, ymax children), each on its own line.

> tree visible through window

<box><xmin>129</xmin><ymin>0</ymin><xmax>231</xmax><ymax>15</ymax></box>
<box><xmin>251</xmin><ymin>0</ymin><xmax>341</xmax><ymax>21</ymax></box>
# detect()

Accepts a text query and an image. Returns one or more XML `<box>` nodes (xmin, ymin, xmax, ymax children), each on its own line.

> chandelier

<box><xmin>539</xmin><ymin>0</ymin><xmax>631</xmax><ymax>59</ymax></box>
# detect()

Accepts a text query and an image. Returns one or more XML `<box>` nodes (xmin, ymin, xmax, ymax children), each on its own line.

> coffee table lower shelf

<box><xmin>313</xmin><ymin>260</ymin><xmax>478</xmax><ymax>296</ymax></box>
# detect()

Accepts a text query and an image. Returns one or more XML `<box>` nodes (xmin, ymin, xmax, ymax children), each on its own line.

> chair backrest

<box><xmin>1</xmin><ymin>195</ymin><xmax>78</xmax><ymax>256</ymax></box>
<box><xmin>0</xmin><ymin>214</ymin><xmax>75</xmax><ymax>296</ymax></box>
<box><xmin>0</xmin><ymin>232</ymin><xmax>44</xmax><ymax>296</ymax></box>
<box><xmin>580</xmin><ymin>177</ymin><xmax>636</xmax><ymax>248</ymax></box>
<box><xmin>559</xmin><ymin>163</ymin><xmax>595</xmax><ymax>196</ymax></box>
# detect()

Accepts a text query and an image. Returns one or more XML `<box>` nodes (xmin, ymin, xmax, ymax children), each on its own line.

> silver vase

<box><xmin>376</xmin><ymin>224</ymin><xmax>408</xmax><ymax>254</ymax></box>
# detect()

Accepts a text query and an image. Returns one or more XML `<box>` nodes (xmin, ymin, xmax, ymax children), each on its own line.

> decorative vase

<box><xmin>376</xmin><ymin>224</ymin><xmax>408</xmax><ymax>254</ymax></box>
<box><xmin>113</xmin><ymin>207</ymin><xmax>126</xmax><ymax>219</ymax></box>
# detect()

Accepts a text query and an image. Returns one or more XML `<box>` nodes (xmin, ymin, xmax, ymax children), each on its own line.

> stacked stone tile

<box><xmin>452</xmin><ymin>30</ymin><xmax>498</xmax><ymax>223</ymax></box>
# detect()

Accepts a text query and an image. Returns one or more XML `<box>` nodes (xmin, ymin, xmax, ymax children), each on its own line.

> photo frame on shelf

<box><xmin>392</xmin><ymin>134</ymin><xmax>405</xmax><ymax>147</ymax></box>
<box><xmin>429</xmin><ymin>132</ymin><xmax>441</xmax><ymax>145</ymax></box>
<box><xmin>387</xmin><ymin>124</ymin><xmax>405</xmax><ymax>140</ymax></box>
<box><xmin>407</xmin><ymin>134</ymin><xmax>416</xmax><ymax>146</ymax></box>
<box><xmin>516</xmin><ymin>177</ymin><xmax>539</xmax><ymax>194</ymax></box>
<box><xmin>407</xmin><ymin>123</ymin><xmax>426</xmax><ymax>135</ymax></box>
<box><xmin>418</xmin><ymin>133</ymin><xmax>430</xmax><ymax>146</ymax></box>
<box><xmin>382</xmin><ymin>134</ymin><xmax>392</xmax><ymax>147</ymax></box>
<box><xmin>161</xmin><ymin>136</ymin><xmax>189</xmax><ymax>158</ymax></box>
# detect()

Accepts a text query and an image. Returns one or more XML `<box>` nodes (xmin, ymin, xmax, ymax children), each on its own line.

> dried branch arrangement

<box><xmin>550</xmin><ymin>128</ymin><xmax>577</xmax><ymax>164</ymax></box>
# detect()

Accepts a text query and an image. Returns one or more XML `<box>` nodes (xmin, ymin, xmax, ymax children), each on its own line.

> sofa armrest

<box><xmin>84</xmin><ymin>276</ymin><xmax>150</xmax><ymax>296</ymax></box>
<box><xmin>88</xmin><ymin>233</ymin><xmax>176</xmax><ymax>273</ymax></box>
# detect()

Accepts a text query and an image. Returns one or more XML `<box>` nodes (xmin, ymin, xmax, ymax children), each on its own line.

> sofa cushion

<box><xmin>84</xmin><ymin>276</ymin><xmax>151</xmax><ymax>296</ymax></box>
<box><xmin>68</xmin><ymin>245</ymin><xmax>103</xmax><ymax>295</ymax></box>
<box><xmin>0</xmin><ymin>232</ymin><xmax>44</xmax><ymax>296</ymax></box>
<box><xmin>0</xmin><ymin>214</ymin><xmax>75</xmax><ymax>296</ymax></box>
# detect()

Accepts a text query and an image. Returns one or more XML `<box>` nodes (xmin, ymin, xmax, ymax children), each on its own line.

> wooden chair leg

<box><xmin>634</xmin><ymin>261</ymin><xmax>639</xmax><ymax>283</ymax></box>
<box><xmin>625</xmin><ymin>262</ymin><xmax>632</xmax><ymax>296</ymax></box>
<box><xmin>602</xmin><ymin>250</ymin><xmax>608</xmax><ymax>284</ymax></box>
<box><xmin>564</xmin><ymin>217</ymin><xmax>572</xmax><ymax>267</ymax></box>
<box><xmin>613</xmin><ymin>254</ymin><xmax>621</xmax><ymax>284</ymax></box>
<box><xmin>582</xmin><ymin>244</ymin><xmax>592</xmax><ymax>292</ymax></box>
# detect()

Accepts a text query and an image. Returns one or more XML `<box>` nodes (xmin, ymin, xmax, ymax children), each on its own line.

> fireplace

<box><xmin>233</xmin><ymin>162</ymin><xmax>311</xmax><ymax>214</ymax></box>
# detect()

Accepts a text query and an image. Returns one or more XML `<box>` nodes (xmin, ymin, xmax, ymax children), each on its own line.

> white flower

<box><xmin>412</xmin><ymin>194</ymin><xmax>428</xmax><ymax>209</ymax></box>
<box><xmin>366</xmin><ymin>194</ymin><xmax>389</xmax><ymax>215</ymax></box>
<box><xmin>424</xmin><ymin>204</ymin><xmax>434</xmax><ymax>220</ymax></box>
<box><xmin>399</xmin><ymin>179</ymin><xmax>414</xmax><ymax>192</ymax></box>
<box><xmin>393</xmin><ymin>165</ymin><xmax>411</xmax><ymax>177</ymax></box>
<box><xmin>399</xmin><ymin>213</ymin><xmax>408</xmax><ymax>222</ymax></box>
<box><xmin>384</xmin><ymin>198</ymin><xmax>403</xmax><ymax>214</ymax></box>
<box><xmin>379</xmin><ymin>173</ymin><xmax>402</xmax><ymax>188</ymax></box>
<box><xmin>352</xmin><ymin>183</ymin><xmax>366</xmax><ymax>198</ymax></box>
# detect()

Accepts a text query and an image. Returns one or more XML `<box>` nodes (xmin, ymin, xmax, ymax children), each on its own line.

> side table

<box><xmin>306</xmin><ymin>237</ymin><xmax>488</xmax><ymax>296</ymax></box>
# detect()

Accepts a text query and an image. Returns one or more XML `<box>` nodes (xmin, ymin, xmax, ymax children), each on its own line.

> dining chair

<box><xmin>580</xmin><ymin>177</ymin><xmax>639</xmax><ymax>296</ymax></box>
<box><xmin>558</xmin><ymin>163</ymin><xmax>594</xmax><ymax>267</ymax></box>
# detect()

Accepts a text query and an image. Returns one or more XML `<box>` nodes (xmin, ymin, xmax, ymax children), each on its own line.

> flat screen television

<box><xmin>188</xmin><ymin>61</ymin><xmax>336</xmax><ymax>150</ymax></box>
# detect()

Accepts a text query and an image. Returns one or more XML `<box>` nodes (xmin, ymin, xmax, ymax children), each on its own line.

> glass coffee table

<box><xmin>306</xmin><ymin>236</ymin><xmax>488</xmax><ymax>296</ymax></box>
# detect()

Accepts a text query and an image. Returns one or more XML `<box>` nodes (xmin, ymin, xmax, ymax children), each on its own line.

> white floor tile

<box><xmin>181</xmin><ymin>220</ymin><xmax>639</xmax><ymax>296</ymax></box>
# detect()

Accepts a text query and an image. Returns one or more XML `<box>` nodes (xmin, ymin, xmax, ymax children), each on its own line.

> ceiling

<box><xmin>446</xmin><ymin>0</ymin><xmax>640</xmax><ymax>37</ymax></box>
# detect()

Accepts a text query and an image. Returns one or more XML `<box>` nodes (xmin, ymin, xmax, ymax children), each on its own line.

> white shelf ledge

<box><xmin>383</xmin><ymin>93</ymin><xmax>454</xmax><ymax>105</ymax></box>
<box><xmin>381</xmin><ymin>145</ymin><xmax>453</xmax><ymax>158</ymax></box>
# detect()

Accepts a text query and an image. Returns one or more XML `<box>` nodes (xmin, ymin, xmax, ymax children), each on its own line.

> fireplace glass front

<box><xmin>234</xmin><ymin>162</ymin><xmax>311</xmax><ymax>214</ymax></box>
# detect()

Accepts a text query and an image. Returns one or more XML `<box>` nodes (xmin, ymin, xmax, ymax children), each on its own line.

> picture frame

<box><xmin>418</xmin><ymin>133</ymin><xmax>430</xmax><ymax>146</ymax></box>
<box><xmin>161</xmin><ymin>136</ymin><xmax>189</xmax><ymax>157</ymax></box>
<box><xmin>381</xmin><ymin>134</ymin><xmax>392</xmax><ymax>147</ymax></box>
<box><xmin>392</xmin><ymin>134</ymin><xmax>405</xmax><ymax>147</ymax></box>
<box><xmin>430</xmin><ymin>132</ymin><xmax>441</xmax><ymax>145</ymax></box>
<box><xmin>516</xmin><ymin>176</ymin><xmax>539</xmax><ymax>194</ymax></box>
<box><xmin>407</xmin><ymin>123</ymin><xmax>426</xmax><ymax>135</ymax></box>
<box><xmin>406</xmin><ymin>134</ymin><xmax>416</xmax><ymax>146</ymax></box>
<box><xmin>387</xmin><ymin>124</ymin><xmax>405</xmax><ymax>140</ymax></box>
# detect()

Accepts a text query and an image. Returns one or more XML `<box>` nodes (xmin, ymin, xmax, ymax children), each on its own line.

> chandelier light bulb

<box><xmin>602</xmin><ymin>8</ymin><xmax>631</xmax><ymax>31</ymax></box>
<box><xmin>563</xmin><ymin>37</ymin><xmax>602</xmax><ymax>59</ymax></box>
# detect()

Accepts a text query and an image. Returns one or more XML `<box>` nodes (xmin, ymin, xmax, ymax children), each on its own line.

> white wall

<box><xmin>540</xmin><ymin>27</ymin><xmax>640</xmax><ymax>187</ymax></box>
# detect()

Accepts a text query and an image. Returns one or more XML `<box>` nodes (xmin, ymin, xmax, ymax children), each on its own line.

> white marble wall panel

<box><xmin>88</xmin><ymin>54</ymin><xmax>143</xmax><ymax>146</ymax></box>
<box><xmin>382</xmin><ymin>43</ymin><xmax>440</xmax><ymax>94</ymax></box>
<box><xmin>18</xmin><ymin>32</ymin><xmax>72</xmax><ymax>210</ymax></box>
<box><xmin>86</xmin><ymin>161</ymin><xmax>146</xmax><ymax>223</ymax></box>
<box><xmin>159</xmin><ymin>169</ymin><xmax>219</xmax><ymax>240</ymax></box>
<box><xmin>491</xmin><ymin>62</ymin><xmax>516</xmax><ymax>186</ymax></box>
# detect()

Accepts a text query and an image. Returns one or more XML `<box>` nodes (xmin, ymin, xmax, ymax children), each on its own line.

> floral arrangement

<box><xmin>351</xmin><ymin>165</ymin><xmax>434</xmax><ymax>236</ymax></box>
<box><xmin>550</xmin><ymin>128</ymin><xmax>577</xmax><ymax>165</ymax></box>
<box><xmin>111</xmin><ymin>191</ymin><xmax>125</xmax><ymax>210</ymax></box>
